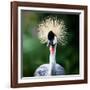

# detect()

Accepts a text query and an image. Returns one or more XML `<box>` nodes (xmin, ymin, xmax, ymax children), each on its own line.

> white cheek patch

<box><xmin>53</xmin><ymin>37</ymin><xmax>57</xmax><ymax>45</ymax></box>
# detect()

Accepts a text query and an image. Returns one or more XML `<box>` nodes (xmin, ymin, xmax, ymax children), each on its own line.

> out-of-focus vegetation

<box><xmin>21</xmin><ymin>10</ymin><xmax>79</xmax><ymax>77</ymax></box>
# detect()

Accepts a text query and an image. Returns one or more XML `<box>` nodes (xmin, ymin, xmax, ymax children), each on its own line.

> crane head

<box><xmin>47</xmin><ymin>31</ymin><xmax>57</xmax><ymax>48</ymax></box>
<box><xmin>37</xmin><ymin>17</ymin><xmax>67</xmax><ymax>46</ymax></box>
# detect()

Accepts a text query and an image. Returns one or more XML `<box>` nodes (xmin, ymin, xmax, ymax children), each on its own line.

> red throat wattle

<box><xmin>51</xmin><ymin>47</ymin><xmax>54</xmax><ymax>54</ymax></box>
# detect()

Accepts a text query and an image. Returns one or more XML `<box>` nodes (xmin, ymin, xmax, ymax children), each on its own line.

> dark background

<box><xmin>21</xmin><ymin>10</ymin><xmax>79</xmax><ymax>77</ymax></box>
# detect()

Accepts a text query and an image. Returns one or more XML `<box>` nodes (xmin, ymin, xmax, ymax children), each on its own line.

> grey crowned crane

<box><xmin>34</xmin><ymin>17</ymin><xmax>67</xmax><ymax>76</ymax></box>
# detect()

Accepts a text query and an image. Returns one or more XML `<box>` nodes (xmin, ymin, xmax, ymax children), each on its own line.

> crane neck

<box><xmin>49</xmin><ymin>45</ymin><xmax>56</xmax><ymax>75</ymax></box>
<box><xmin>49</xmin><ymin>46</ymin><xmax>56</xmax><ymax>61</ymax></box>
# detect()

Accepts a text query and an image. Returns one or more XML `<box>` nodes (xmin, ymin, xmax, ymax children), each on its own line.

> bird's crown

<box><xmin>37</xmin><ymin>16</ymin><xmax>67</xmax><ymax>45</ymax></box>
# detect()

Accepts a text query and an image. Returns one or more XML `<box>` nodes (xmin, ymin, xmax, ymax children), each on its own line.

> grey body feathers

<box><xmin>34</xmin><ymin>64</ymin><xmax>65</xmax><ymax>76</ymax></box>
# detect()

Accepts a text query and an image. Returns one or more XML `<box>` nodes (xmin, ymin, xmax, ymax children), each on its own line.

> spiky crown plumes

<box><xmin>37</xmin><ymin>17</ymin><xmax>67</xmax><ymax>45</ymax></box>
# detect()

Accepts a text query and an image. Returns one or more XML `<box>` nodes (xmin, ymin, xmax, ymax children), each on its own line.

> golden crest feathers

<box><xmin>37</xmin><ymin>17</ymin><xmax>67</xmax><ymax>45</ymax></box>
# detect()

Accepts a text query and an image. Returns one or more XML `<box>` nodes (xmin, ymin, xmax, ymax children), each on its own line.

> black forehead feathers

<box><xmin>48</xmin><ymin>31</ymin><xmax>55</xmax><ymax>41</ymax></box>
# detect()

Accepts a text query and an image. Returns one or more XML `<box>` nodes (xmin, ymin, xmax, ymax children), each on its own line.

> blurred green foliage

<box><xmin>21</xmin><ymin>10</ymin><xmax>79</xmax><ymax>77</ymax></box>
